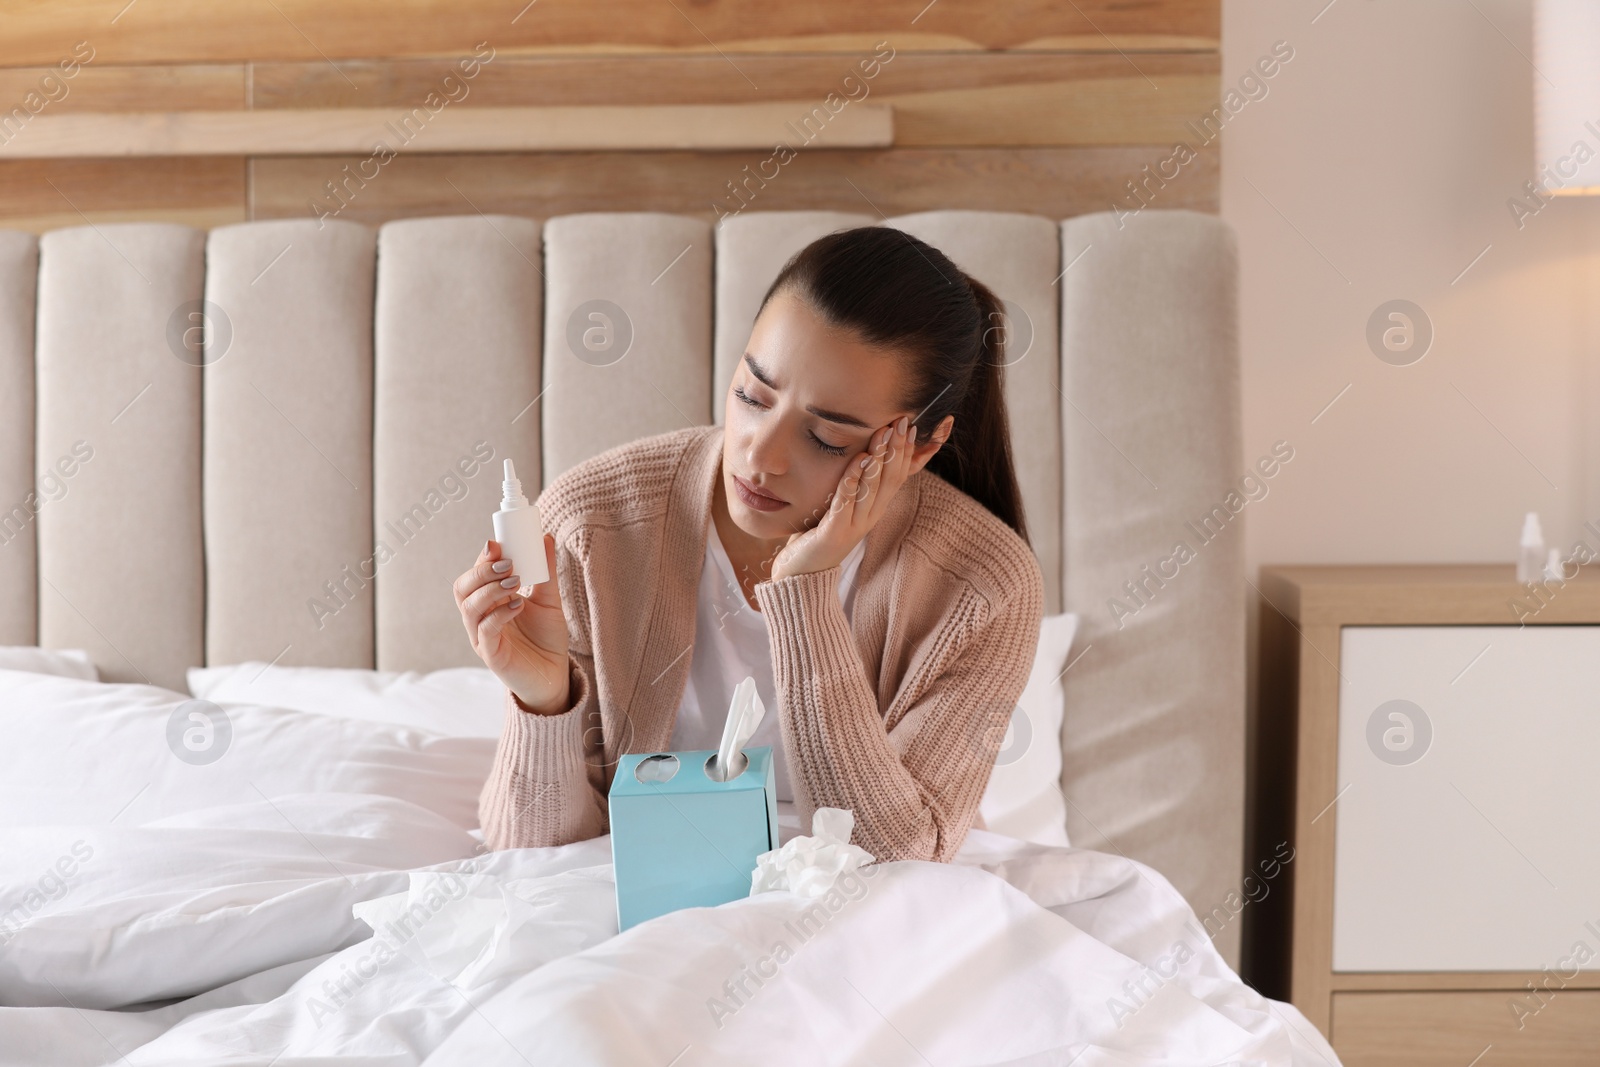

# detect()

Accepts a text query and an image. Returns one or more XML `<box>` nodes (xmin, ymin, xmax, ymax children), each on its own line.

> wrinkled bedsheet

<box><xmin>0</xmin><ymin>671</ymin><xmax>1340</xmax><ymax>1066</ymax></box>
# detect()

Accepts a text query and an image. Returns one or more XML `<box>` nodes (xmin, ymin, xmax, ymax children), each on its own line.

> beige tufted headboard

<box><xmin>0</xmin><ymin>208</ymin><xmax>1244</xmax><ymax>964</ymax></box>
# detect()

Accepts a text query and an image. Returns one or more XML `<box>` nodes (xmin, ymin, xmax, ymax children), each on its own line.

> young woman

<box><xmin>455</xmin><ymin>226</ymin><xmax>1043</xmax><ymax>863</ymax></box>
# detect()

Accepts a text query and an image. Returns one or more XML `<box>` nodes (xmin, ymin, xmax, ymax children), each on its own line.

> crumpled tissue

<box><xmin>749</xmin><ymin>806</ymin><xmax>875</xmax><ymax>898</ymax></box>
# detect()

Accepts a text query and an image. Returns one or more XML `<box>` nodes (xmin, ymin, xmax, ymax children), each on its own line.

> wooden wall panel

<box><xmin>0</xmin><ymin>158</ymin><xmax>246</xmax><ymax>234</ymax></box>
<box><xmin>249</xmin><ymin>147</ymin><xmax>1219</xmax><ymax>227</ymax></box>
<box><xmin>0</xmin><ymin>1</ymin><xmax>1218</xmax><ymax>67</ymax></box>
<box><xmin>0</xmin><ymin>104</ymin><xmax>894</xmax><ymax>158</ymax></box>
<box><xmin>0</xmin><ymin>3</ymin><xmax>1221</xmax><ymax>264</ymax></box>
<box><xmin>0</xmin><ymin>64</ymin><xmax>244</xmax><ymax>111</ymax></box>
<box><xmin>249</xmin><ymin>54</ymin><xmax>1220</xmax><ymax>148</ymax></box>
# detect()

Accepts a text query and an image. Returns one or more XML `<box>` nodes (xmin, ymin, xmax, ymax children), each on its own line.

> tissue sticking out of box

<box><xmin>750</xmin><ymin>807</ymin><xmax>875</xmax><ymax>898</ymax></box>
<box><xmin>707</xmin><ymin>675</ymin><xmax>766</xmax><ymax>782</ymax></box>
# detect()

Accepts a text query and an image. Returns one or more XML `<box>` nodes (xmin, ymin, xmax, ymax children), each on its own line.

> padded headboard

<box><xmin>0</xmin><ymin>209</ymin><xmax>1244</xmax><ymax>964</ymax></box>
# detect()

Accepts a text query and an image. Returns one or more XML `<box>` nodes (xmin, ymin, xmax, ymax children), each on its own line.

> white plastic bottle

<box><xmin>492</xmin><ymin>459</ymin><xmax>549</xmax><ymax>596</ymax></box>
<box><xmin>1517</xmin><ymin>512</ymin><xmax>1545</xmax><ymax>584</ymax></box>
<box><xmin>1544</xmin><ymin>547</ymin><xmax>1565</xmax><ymax>584</ymax></box>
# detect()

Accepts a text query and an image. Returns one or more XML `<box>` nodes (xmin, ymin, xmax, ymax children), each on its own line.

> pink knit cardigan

<box><xmin>477</xmin><ymin>425</ymin><xmax>1044</xmax><ymax>863</ymax></box>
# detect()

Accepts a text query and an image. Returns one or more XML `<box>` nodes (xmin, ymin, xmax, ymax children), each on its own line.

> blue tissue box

<box><xmin>608</xmin><ymin>745</ymin><xmax>780</xmax><ymax>931</ymax></box>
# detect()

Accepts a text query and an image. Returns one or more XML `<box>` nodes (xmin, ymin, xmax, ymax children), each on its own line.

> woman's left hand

<box><xmin>769</xmin><ymin>415</ymin><xmax>919</xmax><ymax>582</ymax></box>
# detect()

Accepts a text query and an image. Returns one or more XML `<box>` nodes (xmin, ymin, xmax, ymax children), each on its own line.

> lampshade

<box><xmin>1534</xmin><ymin>0</ymin><xmax>1600</xmax><ymax>194</ymax></box>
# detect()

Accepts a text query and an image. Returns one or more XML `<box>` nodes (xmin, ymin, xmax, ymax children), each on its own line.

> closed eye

<box><xmin>735</xmin><ymin>385</ymin><xmax>849</xmax><ymax>456</ymax></box>
<box><xmin>732</xmin><ymin>385</ymin><xmax>763</xmax><ymax>409</ymax></box>
<box><xmin>808</xmin><ymin>431</ymin><xmax>847</xmax><ymax>457</ymax></box>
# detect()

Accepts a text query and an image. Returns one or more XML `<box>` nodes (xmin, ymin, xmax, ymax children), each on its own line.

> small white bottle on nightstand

<box><xmin>492</xmin><ymin>459</ymin><xmax>549</xmax><ymax>596</ymax></box>
<box><xmin>1517</xmin><ymin>512</ymin><xmax>1545</xmax><ymax>584</ymax></box>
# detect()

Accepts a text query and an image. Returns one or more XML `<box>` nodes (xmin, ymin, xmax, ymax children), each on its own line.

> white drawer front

<box><xmin>1334</xmin><ymin>625</ymin><xmax>1600</xmax><ymax>971</ymax></box>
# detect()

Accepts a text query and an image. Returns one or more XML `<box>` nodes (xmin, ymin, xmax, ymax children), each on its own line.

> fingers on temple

<box><xmin>858</xmin><ymin>453</ymin><xmax>883</xmax><ymax>502</ymax></box>
<box><xmin>832</xmin><ymin>460</ymin><xmax>859</xmax><ymax>513</ymax></box>
<box><xmin>841</xmin><ymin>463</ymin><xmax>867</xmax><ymax>512</ymax></box>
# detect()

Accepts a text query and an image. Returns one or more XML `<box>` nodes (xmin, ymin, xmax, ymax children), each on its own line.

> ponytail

<box><xmin>758</xmin><ymin>226</ymin><xmax>1030</xmax><ymax>544</ymax></box>
<box><xmin>919</xmin><ymin>274</ymin><xmax>1028</xmax><ymax>544</ymax></box>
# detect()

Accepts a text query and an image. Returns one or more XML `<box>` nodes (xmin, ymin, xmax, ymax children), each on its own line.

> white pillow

<box><xmin>187</xmin><ymin>663</ymin><xmax>506</xmax><ymax>738</ymax></box>
<box><xmin>188</xmin><ymin>621</ymin><xmax>1080</xmax><ymax>838</ymax></box>
<box><xmin>978</xmin><ymin>612</ymin><xmax>1078</xmax><ymax>847</ymax></box>
<box><xmin>0</xmin><ymin>646</ymin><xmax>98</xmax><ymax>681</ymax></box>
<box><xmin>2</xmin><ymin>673</ymin><xmax>494</xmax><ymax>832</ymax></box>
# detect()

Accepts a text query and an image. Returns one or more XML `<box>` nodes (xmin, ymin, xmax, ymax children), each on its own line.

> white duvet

<box><xmin>0</xmin><ymin>671</ymin><xmax>1340</xmax><ymax>1066</ymax></box>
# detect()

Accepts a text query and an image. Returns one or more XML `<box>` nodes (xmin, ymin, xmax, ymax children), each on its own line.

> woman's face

<box><xmin>721</xmin><ymin>288</ymin><xmax>917</xmax><ymax>542</ymax></box>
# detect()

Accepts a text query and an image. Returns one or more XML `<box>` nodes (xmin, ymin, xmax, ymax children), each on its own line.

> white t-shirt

<box><xmin>668</xmin><ymin>518</ymin><xmax>867</xmax><ymax>804</ymax></box>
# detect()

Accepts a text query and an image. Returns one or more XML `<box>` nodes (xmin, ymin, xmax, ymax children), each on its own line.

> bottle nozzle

<box><xmin>501</xmin><ymin>458</ymin><xmax>529</xmax><ymax>509</ymax></box>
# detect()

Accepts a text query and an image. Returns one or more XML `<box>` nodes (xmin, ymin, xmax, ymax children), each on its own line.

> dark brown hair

<box><xmin>756</xmin><ymin>225</ymin><xmax>1029</xmax><ymax>544</ymax></box>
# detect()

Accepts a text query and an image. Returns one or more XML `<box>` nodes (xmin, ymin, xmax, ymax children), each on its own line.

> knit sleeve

<box><xmin>476</xmin><ymin>539</ymin><xmax>609</xmax><ymax>850</ymax></box>
<box><xmin>753</xmin><ymin>560</ymin><xmax>1042</xmax><ymax>863</ymax></box>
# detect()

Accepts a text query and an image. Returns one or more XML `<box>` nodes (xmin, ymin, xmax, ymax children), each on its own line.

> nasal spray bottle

<box><xmin>492</xmin><ymin>459</ymin><xmax>548</xmax><ymax>596</ymax></box>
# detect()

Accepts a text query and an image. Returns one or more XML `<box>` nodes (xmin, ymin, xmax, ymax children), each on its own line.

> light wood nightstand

<box><xmin>1248</xmin><ymin>566</ymin><xmax>1600</xmax><ymax>1066</ymax></box>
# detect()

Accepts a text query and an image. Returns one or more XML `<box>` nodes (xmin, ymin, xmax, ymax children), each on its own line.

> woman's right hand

<box><xmin>454</xmin><ymin>534</ymin><xmax>571</xmax><ymax>715</ymax></box>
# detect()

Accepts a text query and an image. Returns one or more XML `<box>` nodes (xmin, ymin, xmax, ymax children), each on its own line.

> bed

<box><xmin>0</xmin><ymin>209</ymin><xmax>1336</xmax><ymax>1064</ymax></box>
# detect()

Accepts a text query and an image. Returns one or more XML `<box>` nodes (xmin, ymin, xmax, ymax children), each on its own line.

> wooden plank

<box><xmin>0</xmin><ymin>1</ymin><xmax>1218</xmax><ymax>67</ymax></box>
<box><xmin>0</xmin><ymin>158</ymin><xmax>246</xmax><ymax>234</ymax></box>
<box><xmin>1011</xmin><ymin>35</ymin><xmax>1216</xmax><ymax>52</ymax></box>
<box><xmin>1332</xmin><ymin>972</ymin><xmax>1600</xmax><ymax>992</ymax></box>
<box><xmin>0</xmin><ymin>102</ymin><xmax>894</xmax><ymax>158</ymax></box>
<box><xmin>1290</xmin><ymin>621</ymin><xmax>1342</xmax><ymax>1038</ymax></box>
<box><xmin>1261</xmin><ymin>564</ymin><xmax>1600</xmax><ymax>626</ymax></box>
<box><xmin>0</xmin><ymin>205</ymin><xmax>243</xmax><ymax>235</ymax></box>
<box><xmin>251</xmin><ymin>53</ymin><xmax>1221</xmax><ymax>147</ymax></box>
<box><xmin>0</xmin><ymin>64</ymin><xmax>245</xmax><ymax>111</ymax></box>
<box><xmin>249</xmin><ymin>146</ymin><xmax>1219</xmax><ymax>226</ymax></box>
<box><xmin>1262</xmin><ymin>563</ymin><xmax>1594</xmax><ymax>589</ymax></box>
<box><xmin>253</xmin><ymin>53</ymin><xmax>1221</xmax><ymax>109</ymax></box>
<box><xmin>1332</xmin><ymin>991</ymin><xmax>1600</xmax><ymax>1066</ymax></box>
<box><xmin>889</xmin><ymin>75</ymin><xmax>1215</xmax><ymax>146</ymax></box>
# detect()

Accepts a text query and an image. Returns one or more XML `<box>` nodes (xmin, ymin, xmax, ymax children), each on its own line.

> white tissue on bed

<box><xmin>750</xmin><ymin>807</ymin><xmax>875</xmax><ymax>898</ymax></box>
